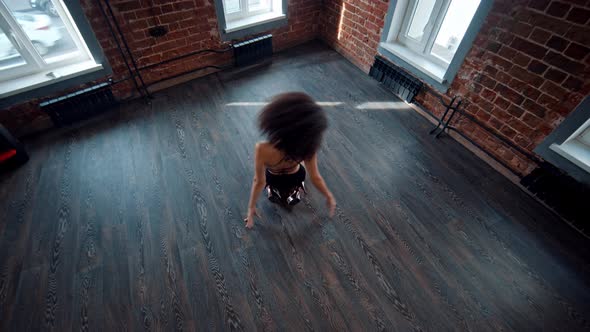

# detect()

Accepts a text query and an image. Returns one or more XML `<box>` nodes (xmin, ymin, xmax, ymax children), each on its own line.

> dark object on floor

<box><xmin>40</xmin><ymin>82</ymin><xmax>118</xmax><ymax>127</ymax></box>
<box><xmin>369</xmin><ymin>55</ymin><xmax>423</xmax><ymax>103</ymax></box>
<box><xmin>521</xmin><ymin>163</ymin><xmax>589</xmax><ymax>235</ymax></box>
<box><xmin>233</xmin><ymin>34</ymin><xmax>273</xmax><ymax>67</ymax></box>
<box><xmin>0</xmin><ymin>124</ymin><xmax>28</xmax><ymax>171</ymax></box>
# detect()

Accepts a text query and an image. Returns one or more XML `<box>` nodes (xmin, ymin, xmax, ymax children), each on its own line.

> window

<box><xmin>397</xmin><ymin>0</ymin><xmax>480</xmax><ymax>67</ymax></box>
<box><xmin>378</xmin><ymin>0</ymin><xmax>492</xmax><ymax>91</ymax></box>
<box><xmin>216</xmin><ymin>0</ymin><xmax>285</xmax><ymax>38</ymax></box>
<box><xmin>0</xmin><ymin>0</ymin><xmax>101</xmax><ymax>98</ymax></box>
<box><xmin>579</xmin><ymin>127</ymin><xmax>590</xmax><ymax>146</ymax></box>
<box><xmin>550</xmin><ymin>118</ymin><xmax>590</xmax><ymax>174</ymax></box>
<box><xmin>536</xmin><ymin>96</ymin><xmax>590</xmax><ymax>182</ymax></box>
<box><xmin>224</xmin><ymin>0</ymin><xmax>273</xmax><ymax>20</ymax></box>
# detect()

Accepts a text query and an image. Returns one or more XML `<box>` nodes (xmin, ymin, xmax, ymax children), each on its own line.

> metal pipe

<box><xmin>95</xmin><ymin>0</ymin><xmax>144</xmax><ymax>98</ymax></box>
<box><xmin>145</xmin><ymin>65</ymin><xmax>231</xmax><ymax>87</ymax></box>
<box><xmin>436</xmin><ymin>99</ymin><xmax>462</xmax><ymax>138</ymax></box>
<box><xmin>447</xmin><ymin>125</ymin><xmax>524</xmax><ymax>177</ymax></box>
<box><xmin>110</xmin><ymin>47</ymin><xmax>232</xmax><ymax>86</ymax></box>
<box><xmin>111</xmin><ymin>76</ymin><xmax>132</xmax><ymax>85</ymax></box>
<box><xmin>423</xmin><ymin>86</ymin><xmax>455</xmax><ymax>109</ymax></box>
<box><xmin>421</xmin><ymin>88</ymin><xmax>543</xmax><ymax>165</ymax></box>
<box><xmin>414</xmin><ymin>101</ymin><xmax>523</xmax><ymax>176</ymax></box>
<box><xmin>138</xmin><ymin>48</ymin><xmax>233</xmax><ymax>71</ymax></box>
<box><xmin>104</xmin><ymin>0</ymin><xmax>151</xmax><ymax>98</ymax></box>
<box><xmin>430</xmin><ymin>95</ymin><xmax>457</xmax><ymax>135</ymax></box>
<box><xmin>452</xmin><ymin>109</ymin><xmax>543</xmax><ymax>164</ymax></box>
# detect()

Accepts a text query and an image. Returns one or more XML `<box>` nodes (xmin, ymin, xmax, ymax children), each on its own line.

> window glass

<box><xmin>406</xmin><ymin>0</ymin><xmax>437</xmax><ymax>42</ymax></box>
<box><xmin>6</xmin><ymin>0</ymin><xmax>82</xmax><ymax>63</ymax></box>
<box><xmin>0</xmin><ymin>29</ymin><xmax>26</xmax><ymax>71</ymax></box>
<box><xmin>0</xmin><ymin>0</ymin><xmax>99</xmax><ymax>96</ymax></box>
<box><xmin>248</xmin><ymin>0</ymin><xmax>271</xmax><ymax>12</ymax></box>
<box><xmin>431</xmin><ymin>0</ymin><xmax>480</xmax><ymax>63</ymax></box>
<box><xmin>224</xmin><ymin>0</ymin><xmax>241</xmax><ymax>14</ymax></box>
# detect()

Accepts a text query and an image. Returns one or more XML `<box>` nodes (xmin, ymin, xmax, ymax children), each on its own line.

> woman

<box><xmin>244</xmin><ymin>92</ymin><xmax>336</xmax><ymax>229</ymax></box>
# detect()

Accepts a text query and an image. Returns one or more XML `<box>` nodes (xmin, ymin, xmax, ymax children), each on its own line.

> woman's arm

<box><xmin>304</xmin><ymin>154</ymin><xmax>336</xmax><ymax>217</ymax></box>
<box><xmin>245</xmin><ymin>143</ymin><xmax>266</xmax><ymax>228</ymax></box>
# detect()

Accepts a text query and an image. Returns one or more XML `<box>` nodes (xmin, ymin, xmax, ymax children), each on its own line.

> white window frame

<box><xmin>221</xmin><ymin>0</ymin><xmax>284</xmax><ymax>33</ymax></box>
<box><xmin>397</xmin><ymin>0</ymin><xmax>451</xmax><ymax>68</ymax></box>
<box><xmin>380</xmin><ymin>0</ymin><xmax>485</xmax><ymax>86</ymax></box>
<box><xmin>224</xmin><ymin>0</ymin><xmax>273</xmax><ymax>22</ymax></box>
<box><xmin>0</xmin><ymin>0</ymin><xmax>97</xmax><ymax>87</ymax></box>
<box><xmin>0</xmin><ymin>8</ymin><xmax>40</xmax><ymax>81</ymax></box>
<box><xmin>550</xmin><ymin>119</ymin><xmax>590</xmax><ymax>174</ymax></box>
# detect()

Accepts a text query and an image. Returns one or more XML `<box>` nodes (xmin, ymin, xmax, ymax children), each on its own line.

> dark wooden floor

<box><xmin>1</xmin><ymin>42</ymin><xmax>589</xmax><ymax>331</ymax></box>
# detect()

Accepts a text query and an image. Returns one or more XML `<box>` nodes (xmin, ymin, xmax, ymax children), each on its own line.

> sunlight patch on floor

<box><xmin>226</xmin><ymin>102</ymin><xmax>345</xmax><ymax>107</ymax></box>
<box><xmin>225</xmin><ymin>101</ymin><xmax>407</xmax><ymax>109</ymax></box>
<box><xmin>355</xmin><ymin>101</ymin><xmax>408</xmax><ymax>110</ymax></box>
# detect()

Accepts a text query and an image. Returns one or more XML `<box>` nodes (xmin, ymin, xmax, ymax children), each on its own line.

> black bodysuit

<box><xmin>265</xmin><ymin>164</ymin><xmax>306</xmax><ymax>205</ymax></box>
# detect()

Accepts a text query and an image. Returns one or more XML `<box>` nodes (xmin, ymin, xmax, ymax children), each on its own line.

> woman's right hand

<box><xmin>244</xmin><ymin>207</ymin><xmax>260</xmax><ymax>229</ymax></box>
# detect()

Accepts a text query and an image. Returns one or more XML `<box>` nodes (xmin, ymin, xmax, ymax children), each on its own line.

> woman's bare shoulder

<box><xmin>255</xmin><ymin>142</ymin><xmax>274</xmax><ymax>157</ymax></box>
<box><xmin>256</xmin><ymin>141</ymin><xmax>271</xmax><ymax>151</ymax></box>
<box><xmin>255</xmin><ymin>142</ymin><xmax>283</xmax><ymax>165</ymax></box>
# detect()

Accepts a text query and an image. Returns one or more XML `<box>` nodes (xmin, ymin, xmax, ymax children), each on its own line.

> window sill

<box><xmin>550</xmin><ymin>140</ymin><xmax>590</xmax><ymax>174</ymax></box>
<box><xmin>0</xmin><ymin>61</ymin><xmax>103</xmax><ymax>99</ymax></box>
<box><xmin>380</xmin><ymin>42</ymin><xmax>447</xmax><ymax>84</ymax></box>
<box><xmin>225</xmin><ymin>12</ymin><xmax>286</xmax><ymax>33</ymax></box>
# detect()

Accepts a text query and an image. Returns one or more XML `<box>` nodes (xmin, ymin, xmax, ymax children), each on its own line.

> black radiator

<box><xmin>369</xmin><ymin>55</ymin><xmax>423</xmax><ymax>103</ymax></box>
<box><xmin>521</xmin><ymin>163</ymin><xmax>588</xmax><ymax>235</ymax></box>
<box><xmin>40</xmin><ymin>82</ymin><xmax>118</xmax><ymax>126</ymax></box>
<box><xmin>233</xmin><ymin>34</ymin><xmax>273</xmax><ymax>67</ymax></box>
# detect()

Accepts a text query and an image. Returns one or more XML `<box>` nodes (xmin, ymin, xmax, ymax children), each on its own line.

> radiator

<box><xmin>521</xmin><ymin>164</ymin><xmax>588</xmax><ymax>235</ymax></box>
<box><xmin>233</xmin><ymin>34</ymin><xmax>273</xmax><ymax>67</ymax></box>
<box><xmin>369</xmin><ymin>56</ymin><xmax>423</xmax><ymax>103</ymax></box>
<box><xmin>40</xmin><ymin>82</ymin><xmax>118</xmax><ymax>126</ymax></box>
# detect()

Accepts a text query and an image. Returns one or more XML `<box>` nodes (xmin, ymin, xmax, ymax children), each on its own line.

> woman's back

<box><xmin>258</xmin><ymin>142</ymin><xmax>300</xmax><ymax>175</ymax></box>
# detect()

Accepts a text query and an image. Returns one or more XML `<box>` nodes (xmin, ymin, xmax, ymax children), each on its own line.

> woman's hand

<box><xmin>326</xmin><ymin>194</ymin><xmax>336</xmax><ymax>217</ymax></box>
<box><xmin>244</xmin><ymin>207</ymin><xmax>260</xmax><ymax>229</ymax></box>
<box><xmin>305</xmin><ymin>155</ymin><xmax>336</xmax><ymax>218</ymax></box>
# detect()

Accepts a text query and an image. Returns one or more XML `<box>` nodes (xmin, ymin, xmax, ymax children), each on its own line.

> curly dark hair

<box><xmin>258</xmin><ymin>92</ymin><xmax>328</xmax><ymax>162</ymax></box>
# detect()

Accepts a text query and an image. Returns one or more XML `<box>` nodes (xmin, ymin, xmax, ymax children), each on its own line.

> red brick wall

<box><xmin>0</xmin><ymin>0</ymin><xmax>321</xmax><ymax>136</ymax></box>
<box><xmin>321</xmin><ymin>0</ymin><xmax>590</xmax><ymax>176</ymax></box>
<box><xmin>321</xmin><ymin>0</ymin><xmax>388</xmax><ymax>72</ymax></box>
